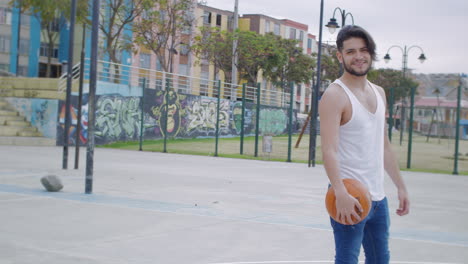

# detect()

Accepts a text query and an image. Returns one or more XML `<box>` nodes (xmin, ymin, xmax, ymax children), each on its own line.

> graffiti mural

<box><xmin>6</xmin><ymin>97</ymin><xmax>58</xmax><ymax>138</ymax></box>
<box><xmin>94</xmin><ymin>96</ymin><xmax>141</xmax><ymax>143</ymax></box>
<box><xmin>55</xmin><ymin>89</ymin><xmax>298</xmax><ymax>145</ymax></box>
<box><xmin>149</xmin><ymin>89</ymin><xmax>185</xmax><ymax>138</ymax></box>
<box><xmin>185</xmin><ymin>96</ymin><xmax>230</xmax><ymax>137</ymax></box>
<box><xmin>57</xmin><ymin>95</ymin><xmax>88</xmax><ymax>145</ymax></box>
<box><xmin>231</xmin><ymin>102</ymin><xmax>254</xmax><ymax>135</ymax></box>
<box><xmin>259</xmin><ymin>108</ymin><xmax>289</xmax><ymax>135</ymax></box>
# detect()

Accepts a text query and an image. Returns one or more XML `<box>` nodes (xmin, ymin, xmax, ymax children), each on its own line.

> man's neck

<box><xmin>339</xmin><ymin>72</ymin><xmax>368</xmax><ymax>91</ymax></box>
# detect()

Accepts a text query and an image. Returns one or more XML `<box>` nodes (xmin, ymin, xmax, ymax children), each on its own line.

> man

<box><xmin>319</xmin><ymin>25</ymin><xmax>410</xmax><ymax>264</ymax></box>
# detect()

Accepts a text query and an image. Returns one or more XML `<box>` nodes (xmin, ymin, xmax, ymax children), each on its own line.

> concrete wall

<box><xmin>56</xmin><ymin>88</ymin><xmax>298</xmax><ymax>145</ymax></box>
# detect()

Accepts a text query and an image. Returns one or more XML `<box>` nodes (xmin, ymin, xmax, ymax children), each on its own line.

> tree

<box><xmin>320</xmin><ymin>53</ymin><xmax>340</xmax><ymax>85</ymax></box>
<box><xmin>191</xmin><ymin>26</ymin><xmax>233</xmax><ymax>81</ymax></box>
<box><xmin>263</xmin><ymin>36</ymin><xmax>315</xmax><ymax>91</ymax></box>
<box><xmin>368</xmin><ymin>68</ymin><xmax>419</xmax><ymax>103</ymax></box>
<box><xmin>10</xmin><ymin>0</ymin><xmax>88</xmax><ymax>77</ymax></box>
<box><xmin>133</xmin><ymin>0</ymin><xmax>194</xmax><ymax>73</ymax></box>
<box><xmin>96</xmin><ymin>0</ymin><xmax>146</xmax><ymax>81</ymax></box>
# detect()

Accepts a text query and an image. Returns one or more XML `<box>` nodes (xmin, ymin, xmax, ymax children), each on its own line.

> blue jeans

<box><xmin>330</xmin><ymin>197</ymin><xmax>390</xmax><ymax>264</ymax></box>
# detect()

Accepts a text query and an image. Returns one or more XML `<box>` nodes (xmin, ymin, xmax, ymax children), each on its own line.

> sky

<box><xmin>203</xmin><ymin>0</ymin><xmax>468</xmax><ymax>75</ymax></box>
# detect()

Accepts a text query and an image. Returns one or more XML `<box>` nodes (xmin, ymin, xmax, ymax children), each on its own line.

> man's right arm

<box><xmin>319</xmin><ymin>84</ymin><xmax>363</xmax><ymax>225</ymax></box>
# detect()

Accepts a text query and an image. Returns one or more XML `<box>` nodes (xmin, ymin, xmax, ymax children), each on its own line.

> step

<box><xmin>0</xmin><ymin>136</ymin><xmax>55</xmax><ymax>146</ymax></box>
<box><xmin>17</xmin><ymin>131</ymin><xmax>42</xmax><ymax>137</ymax></box>
<box><xmin>5</xmin><ymin>120</ymin><xmax>31</xmax><ymax>127</ymax></box>
<box><xmin>0</xmin><ymin>110</ymin><xmax>18</xmax><ymax>116</ymax></box>
<box><xmin>0</xmin><ymin>125</ymin><xmax>37</xmax><ymax>136</ymax></box>
<box><xmin>0</xmin><ymin>115</ymin><xmax>25</xmax><ymax>124</ymax></box>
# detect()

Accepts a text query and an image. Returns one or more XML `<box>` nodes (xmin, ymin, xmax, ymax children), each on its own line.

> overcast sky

<box><xmin>204</xmin><ymin>0</ymin><xmax>468</xmax><ymax>75</ymax></box>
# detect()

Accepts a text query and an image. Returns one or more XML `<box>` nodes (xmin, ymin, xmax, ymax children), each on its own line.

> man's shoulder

<box><xmin>321</xmin><ymin>82</ymin><xmax>348</xmax><ymax>108</ymax></box>
<box><xmin>369</xmin><ymin>81</ymin><xmax>386</xmax><ymax>95</ymax></box>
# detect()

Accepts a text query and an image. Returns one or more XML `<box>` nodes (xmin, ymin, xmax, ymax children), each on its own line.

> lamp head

<box><xmin>418</xmin><ymin>53</ymin><xmax>426</xmax><ymax>64</ymax></box>
<box><xmin>384</xmin><ymin>54</ymin><xmax>391</xmax><ymax>64</ymax></box>
<box><xmin>325</xmin><ymin>18</ymin><xmax>340</xmax><ymax>34</ymax></box>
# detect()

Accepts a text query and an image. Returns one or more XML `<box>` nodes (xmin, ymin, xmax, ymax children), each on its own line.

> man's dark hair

<box><xmin>336</xmin><ymin>25</ymin><xmax>377</xmax><ymax>61</ymax></box>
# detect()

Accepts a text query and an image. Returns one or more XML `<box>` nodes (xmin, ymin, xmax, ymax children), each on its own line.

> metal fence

<box><xmin>57</xmin><ymin>59</ymin><xmax>302</xmax><ymax>162</ymax></box>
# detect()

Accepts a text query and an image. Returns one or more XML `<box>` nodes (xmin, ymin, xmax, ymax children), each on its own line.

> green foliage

<box><xmin>320</xmin><ymin>53</ymin><xmax>341</xmax><ymax>83</ymax></box>
<box><xmin>133</xmin><ymin>0</ymin><xmax>193</xmax><ymax>73</ymax></box>
<box><xmin>368</xmin><ymin>68</ymin><xmax>419</xmax><ymax>102</ymax></box>
<box><xmin>191</xmin><ymin>26</ymin><xmax>233</xmax><ymax>80</ymax></box>
<box><xmin>192</xmin><ymin>30</ymin><xmax>315</xmax><ymax>87</ymax></box>
<box><xmin>263</xmin><ymin>35</ymin><xmax>315</xmax><ymax>90</ymax></box>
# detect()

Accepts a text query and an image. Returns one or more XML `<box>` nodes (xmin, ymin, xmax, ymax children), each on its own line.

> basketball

<box><xmin>325</xmin><ymin>178</ymin><xmax>371</xmax><ymax>225</ymax></box>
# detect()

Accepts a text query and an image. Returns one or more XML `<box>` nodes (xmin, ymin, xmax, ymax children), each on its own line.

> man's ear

<box><xmin>336</xmin><ymin>51</ymin><xmax>343</xmax><ymax>64</ymax></box>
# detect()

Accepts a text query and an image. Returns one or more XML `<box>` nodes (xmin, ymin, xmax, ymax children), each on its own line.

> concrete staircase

<box><xmin>0</xmin><ymin>99</ymin><xmax>55</xmax><ymax>146</ymax></box>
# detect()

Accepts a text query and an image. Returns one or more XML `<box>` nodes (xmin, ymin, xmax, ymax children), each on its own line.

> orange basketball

<box><xmin>325</xmin><ymin>178</ymin><xmax>371</xmax><ymax>225</ymax></box>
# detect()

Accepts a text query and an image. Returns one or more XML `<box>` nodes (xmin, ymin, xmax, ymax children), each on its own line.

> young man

<box><xmin>319</xmin><ymin>25</ymin><xmax>410</xmax><ymax>263</ymax></box>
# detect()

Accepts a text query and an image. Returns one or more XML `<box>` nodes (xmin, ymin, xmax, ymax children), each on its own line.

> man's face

<box><xmin>337</xmin><ymin>37</ymin><xmax>372</xmax><ymax>77</ymax></box>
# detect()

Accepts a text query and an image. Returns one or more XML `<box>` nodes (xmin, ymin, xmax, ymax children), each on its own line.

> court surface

<box><xmin>0</xmin><ymin>146</ymin><xmax>467</xmax><ymax>264</ymax></box>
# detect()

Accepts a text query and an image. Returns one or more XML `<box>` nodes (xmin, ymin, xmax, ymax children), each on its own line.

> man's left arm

<box><xmin>377</xmin><ymin>85</ymin><xmax>410</xmax><ymax>216</ymax></box>
<box><xmin>383</xmin><ymin>133</ymin><xmax>410</xmax><ymax>216</ymax></box>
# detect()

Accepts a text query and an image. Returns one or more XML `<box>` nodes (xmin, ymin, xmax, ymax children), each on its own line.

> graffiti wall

<box><xmin>5</xmin><ymin>97</ymin><xmax>58</xmax><ymax>138</ymax></box>
<box><xmin>57</xmin><ymin>89</ymin><xmax>297</xmax><ymax>145</ymax></box>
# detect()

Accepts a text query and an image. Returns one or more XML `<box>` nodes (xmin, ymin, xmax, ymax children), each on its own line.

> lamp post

<box><xmin>325</xmin><ymin>7</ymin><xmax>355</xmax><ymax>34</ymax></box>
<box><xmin>384</xmin><ymin>45</ymin><xmax>426</xmax><ymax>169</ymax></box>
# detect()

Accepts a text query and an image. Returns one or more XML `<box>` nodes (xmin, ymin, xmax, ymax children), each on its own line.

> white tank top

<box><xmin>334</xmin><ymin>79</ymin><xmax>386</xmax><ymax>201</ymax></box>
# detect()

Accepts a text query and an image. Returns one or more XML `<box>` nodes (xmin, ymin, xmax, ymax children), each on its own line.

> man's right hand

<box><xmin>335</xmin><ymin>190</ymin><xmax>363</xmax><ymax>225</ymax></box>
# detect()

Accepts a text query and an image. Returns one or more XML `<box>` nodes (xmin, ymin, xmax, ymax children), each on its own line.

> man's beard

<box><xmin>342</xmin><ymin>60</ymin><xmax>372</xmax><ymax>77</ymax></box>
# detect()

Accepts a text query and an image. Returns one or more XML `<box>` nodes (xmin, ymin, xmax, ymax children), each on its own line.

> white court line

<box><xmin>208</xmin><ymin>261</ymin><xmax>462</xmax><ymax>264</ymax></box>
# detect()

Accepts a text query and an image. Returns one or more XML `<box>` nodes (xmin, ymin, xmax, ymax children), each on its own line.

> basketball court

<box><xmin>0</xmin><ymin>145</ymin><xmax>467</xmax><ymax>263</ymax></box>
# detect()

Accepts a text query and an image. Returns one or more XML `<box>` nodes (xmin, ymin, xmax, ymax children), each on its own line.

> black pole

<box><xmin>309</xmin><ymin>0</ymin><xmax>324</xmax><ymax>167</ymax></box>
<box><xmin>287</xmin><ymin>82</ymin><xmax>294</xmax><ymax>162</ymax></box>
<box><xmin>254</xmin><ymin>83</ymin><xmax>261</xmax><ymax>157</ymax></box>
<box><xmin>74</xmin><ymin>25</ymin><xmax>86</xmax><ymax>169</ymax></box>
<box><xmin>15</xmin><ymin>1</ymin><xmax>21</xmax><ymax>76</ymax></box>
<box><xmin>388</xmin><ymin>86</ymin><xmax>394</xmax><ymax>141</ymax></box>
<box><xmin>453</xmin><ymin>74</ymin><xmax>464</xmax><ymax>175</ymax></box>
<box><xmin>85</xmin><ymin>0</ymin><xmax>100</xmax><ymax>194</ymax></box>
<box><xmin>63</xmin><ymin>0</ymin><xmax>77</xmax><ymax>170</ymax></box>
<box><xmin>139</xmin><ymin>78</ymin><xmax>146</xmax><ymax>151</ymax></box>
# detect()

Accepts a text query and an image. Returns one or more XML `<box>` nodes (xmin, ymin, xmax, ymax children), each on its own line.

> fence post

<box><xmin>453</xmin><ymin>73</ymin><xmax>465</xmax><ymax>175</ymax></box>
<box><xmin>139</xmin><ymin>78</ymin><xmax>146</xmax><ymax>151</ymax></box>
<box><xmin>287</xmin><ymin>82</ymin><xmax>294</xmax><ymax>162</ymax></box>
<box><xmin>240</xmin><ymin>83</ymin><xmax>246</xmax><ymax>155</ymax></box>
<box><xmin>254</xmin><ymin>83</ymin><xmax>261</xmax><ymax>157</ymax></box>
<box><xmin>163</xmin><ymin>77</ymin><xmax>169</xmax><ymax>153</ymax></box>
<box><xmin>215</xmin><ymin>80</ymin><xmax>221</xmax><ymax>156</ymax></box>
<box><xmin>388</xmin><ymin>87</ymin><xmax>395</xmax><ymax>142</ymax></box>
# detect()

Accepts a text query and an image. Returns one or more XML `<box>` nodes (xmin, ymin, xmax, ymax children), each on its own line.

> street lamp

<box><xmin>325</xmin><ymin>7</ymin><xmax>355</xmax><ymax>34</ymax></box>
<box><xmin>384</xmin><ymin>45</ymin><xmax>426</xmax><ymax>169</ymax></box>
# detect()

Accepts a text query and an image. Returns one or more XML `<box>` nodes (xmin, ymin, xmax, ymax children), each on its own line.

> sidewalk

<box><xmin>0</xmin><ymin>146</ymin><xmax>467</xmax><ymax>264</ymax></box>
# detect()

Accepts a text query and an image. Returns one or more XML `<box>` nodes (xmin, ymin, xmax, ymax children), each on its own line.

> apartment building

<box><xmin>239</xmin><ymin>14</ymin><xmax>318</xmax><ymax>113</ymax></box>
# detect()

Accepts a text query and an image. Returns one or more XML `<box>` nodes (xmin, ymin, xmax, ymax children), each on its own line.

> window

<box><xmin>265</xmin><ymin>20</ymin><xmax>270</xmax><ymax>33</ymax></box>
<box><xmin>179</xmin><ymin>64</ymin><xmax>188</xmax><ymax>75</ymax></box>
<box><xmin>140</xmin><ymin>53</ymin><xmax>151</xmax><ymax>69</ymax></box>
<box><xmin>17</xmin><ymin>65</ymin><xmax>28</xmax><ymax>76</ymax></box>
<box><xmin>49</xmin><ymin>18</ymin><xmax>61</xmax><ymax>32</ymax></box>
<box><xmin>180</xmin><ymin>43</ymin><xmax>190</xmax><ymax>55</ymax></box>
<box><xmin>39</xmin><ymin>42</ymin><xmax>59</xmax><ymax>58</ymax></box>
<box><xmin>307</xmin><ymin>38</ymin><xmax>312</xmax><ymax>49</ymax></box>
<box><xmin>203</xmin><ymin>11</ymin><xmax>211</xmax><ymax>24</ymax></box>
<box><xmin>0</xmin><ymin>8</ymin><xmax>12</xmax><ymax>25</ymax></box>
<box><xmin>274</xmin><ymin>23</ymin><xmax>280</xmax><ymax>35</ymax></box>
<box><xmin>289</xmin><ymin>28</ymin><xmax>296</xmax><ymax>39</ymax></box>
<box><xmin>0</xmin><ymin>35</ymin><xmax>10</xmax><ymax>53</ymax></box>
<box><xmin>299</xmin><ymin>31</ymin><xmax>304</xmax><ymax>41</ymax></box>
<box><xmin>0</xmin><ymin>63</ymin><xmax>9</xmax><ymax>71</ymax></box>
<box><xmin>216</xmin><ymin>14</ymin><xmax>221</xmax><ymax>26</ymax></box>
<box><xmin>156</xmin><ymin>57</ymin><xmax>162</xmax><ymax>71</ymax></box>
<box><xmin>19</xmin><ymin>39</ymin><xmax>29</xmax><ymax>55</ymax></box>
<box><xmin>20</xmin><ymin>13</ymin><xmax>29</xmax><ymax>26</ymax></box>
